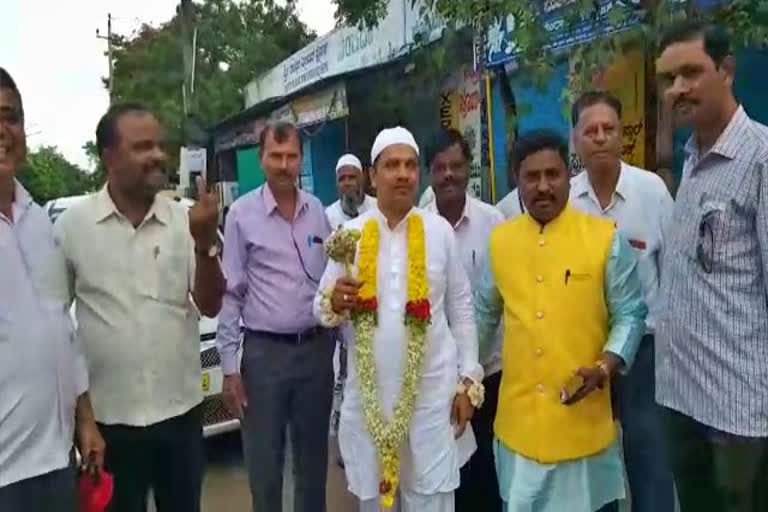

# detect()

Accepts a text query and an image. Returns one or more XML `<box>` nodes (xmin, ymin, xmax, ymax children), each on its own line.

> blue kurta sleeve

<box><xmin>603</xmin><ymin>231</ymin><xmax>647</xmax><ymax>372</ymax></box>
<box><xmin>474</xmin><ymin>258</ymin><xmax>504</xmax><ymax>364</ymax></box>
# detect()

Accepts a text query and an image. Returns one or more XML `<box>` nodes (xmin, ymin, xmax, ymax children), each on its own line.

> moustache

<box><xmin>674</xmin><ymin>98</ymin><xmax>697</xmax><ymax>108</ymax></box>
<box><xmin>440</xmin><ymin>177</ymin><xmax>460</xmax><ymax>187</ymax></box>
<box><xmin>143</xmin><ymin>164</ymin><xmax>167</xmax><ymax>176</ymax></box>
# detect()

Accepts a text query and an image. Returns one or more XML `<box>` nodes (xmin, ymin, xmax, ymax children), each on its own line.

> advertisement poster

<box><xmin>439</xmin><ymin>66</ymin><xmax>484</xmax><ymax>199</ymax></box>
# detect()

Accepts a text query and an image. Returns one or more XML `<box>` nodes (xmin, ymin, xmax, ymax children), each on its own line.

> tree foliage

<box><xmin>108</xmin><ymin>0</ymin><xmax>316</xmax><ymax>170</ymax></box>
<box><xmin>82</xmin><ymin>141</ymin><xmax>107</xmax><ymax>189</ymax></box>
<box><xmin>334</xmin><ymin>0</ymin><xmax>768</xmax><ymax>91</ymax></box>
<box><xmin>18</xmin><ymin>146</ymin><xmax>95</xmax><ymax>204</ymax></box>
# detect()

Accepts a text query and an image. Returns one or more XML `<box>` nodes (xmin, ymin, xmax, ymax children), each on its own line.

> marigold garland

<box><xmin>352</xmin><ymin>214</ymin><xmax>431</xmax><ymax>508</ymax></box>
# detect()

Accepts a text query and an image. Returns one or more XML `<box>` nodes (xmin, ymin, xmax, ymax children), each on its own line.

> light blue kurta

<box><xmin>475</xmin><ymin>229</ymin><xmax>647</xmax><ymax>512</ymax></box>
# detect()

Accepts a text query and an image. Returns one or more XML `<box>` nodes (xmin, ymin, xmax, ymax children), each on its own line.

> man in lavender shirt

<box><xmin>217</xmin><ymin>121</ymin><xmax>334</xmax><ymax>512</ymax></box>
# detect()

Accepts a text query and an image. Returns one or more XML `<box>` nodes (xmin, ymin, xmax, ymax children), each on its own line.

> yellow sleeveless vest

<box><xmin>491</xmin><ymin>205</ymin><xmax>617</xmax><ymax>463</ymax></box>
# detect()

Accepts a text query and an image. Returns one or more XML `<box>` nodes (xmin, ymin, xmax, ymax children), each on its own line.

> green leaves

<box><xmin>107</xmin><ymin>0</ymin><xmax>316</xmax><ymax>171</ymax></box>
<box><xmin>19</xmin><ymin>147</ymin><xmax>95</xmax><ymax>204</ymax></box>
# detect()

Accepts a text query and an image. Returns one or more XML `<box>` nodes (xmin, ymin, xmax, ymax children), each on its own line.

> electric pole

<box><xmin>96</xmin><ymin>14</ymin><xmax>115</xmax><ymax>104</ymax></box>
<box><xmin>178</xmin><ymin>0</ymin><xmax>195</xmax><ymax>117</ymax></box>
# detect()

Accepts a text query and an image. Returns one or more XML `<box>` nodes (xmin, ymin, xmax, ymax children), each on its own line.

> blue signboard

<box><xmin>486</xmin><ymin>0</ymin><xmax>643</xmax><ymax>67</ymax></box>
<box><xmin>485</xmin><ymin>0</ymin><xmax>726</xmax><ymax>67</ymax></box>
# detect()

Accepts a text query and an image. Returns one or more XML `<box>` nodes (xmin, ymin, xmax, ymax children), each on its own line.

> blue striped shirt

<box><xmin>656</xmin><ymin>106</ymin><xmax>768</xmax><ymax>436</ymax></box>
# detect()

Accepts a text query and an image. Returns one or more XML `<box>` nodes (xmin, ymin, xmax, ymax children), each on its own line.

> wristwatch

<box><xmin>196</xmin><ymin>244</ymin><xmax>219</xmax><ymax>258</ymax></box>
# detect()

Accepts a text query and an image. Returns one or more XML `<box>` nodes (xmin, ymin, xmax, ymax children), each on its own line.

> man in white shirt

<box><xmin>326</xmin><ymin>153</ymin><xmax>376</xmax><ymax>446</ymax></box>
<box><xmin>0</xmin><ymin>67</ymin><xmax>104</xmax><ymax>511</ymax></box>
<box><xmin>326</xmin><ymin>154</ymin><xmax>377</xmax><ymax>229</ymax></box>
<box><xmin>423</xmin><ymin>128</ymin><xmax>503</xmax><ymax>512</ymax></box>
<box><xmin>54</xmin><ymin>103</ymin><xmax>226</xmax><ymax>512</ymax></box>
<box><xmin>315</xmin><ymin>127</ymin><xmax>484</xmax><ymax>512</ymax></box>
<box><xmin>495</xmin><ymin>186</ymin><xmax>523</xmax><ymax>219</ymax></box>
<box><xmin>570</xmin><ymin>91</ymin><xmax>676</xmax><ymax>512</ymax></box>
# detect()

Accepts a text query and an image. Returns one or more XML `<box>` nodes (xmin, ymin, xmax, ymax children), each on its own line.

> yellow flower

<box><xmin>406</xmin><ymin>215</ymin><xmax>428</xmax><ymax>303</ymax></box>
<box><xmin>358</xmin><ymin>219</ymin><xmax>379</xmax><ymax>300</ymax></box>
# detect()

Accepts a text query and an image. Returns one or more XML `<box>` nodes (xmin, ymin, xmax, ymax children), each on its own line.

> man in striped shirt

<box><xmin>656</xmin><ymin>21</ymin><xmax>768</xmax><ymax>512</ymax></box>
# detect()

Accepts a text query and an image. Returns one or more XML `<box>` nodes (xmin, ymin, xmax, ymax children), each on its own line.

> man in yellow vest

<box><xmin>474</xmin><ymin>130</ymin><xmax>647</xmax><ymax>512</ymax></box>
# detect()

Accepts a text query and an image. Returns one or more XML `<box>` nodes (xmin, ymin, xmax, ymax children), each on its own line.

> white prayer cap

<box><xmin>335</xmin><ymin>154</ymin><xmax>363</xmax><ymax>175</ymax></box>
<box><xmin>370</xmin><ymin>126</ymin><xmax>420</xmax><ymax>165</ymax></box>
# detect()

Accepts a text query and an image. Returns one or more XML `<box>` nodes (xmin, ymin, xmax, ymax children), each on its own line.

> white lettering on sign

<box><xmin>283</xmin><ymin>42</ymin><xmax>330</xmax><ymax>93</ymax></box>
<box><xmin>339</xmin><ymin>31</ymin><xmax>374</xmax><ymax>61</ymax></box>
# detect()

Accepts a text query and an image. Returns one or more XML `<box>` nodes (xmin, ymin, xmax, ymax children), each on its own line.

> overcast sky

<box><xmin>0</xmin><ymin>0</ymin><xmax>335</xmax><ymax>169</ymax></box>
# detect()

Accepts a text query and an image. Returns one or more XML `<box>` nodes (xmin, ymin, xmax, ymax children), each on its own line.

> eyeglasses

<box><xmin>696</xmin><ymin>211</ymin><xmax>716</xmax><ymax>274</ymax></box>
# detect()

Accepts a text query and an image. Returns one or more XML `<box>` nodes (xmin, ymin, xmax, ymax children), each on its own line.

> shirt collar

<box><xmin>525</xmin><ymin>202</ymin><xmax>575</xmax><ymax>232</ymax></box>
<box><xmin>94</xmin><ymin>185</ymin><xmax>170</xmax><ymax>225</ymax></box>
<box><xmin>13</xmin><ymin>179</ymin><xmax>34</xmax><ymax>210</ymax></box>
<box><xmin>572</xmin><ymin>162</ymin><xmax>628</xmax><ymax>207</ymax></box>
<box><xmin>684</xmin><ymin>105</ymin><xmax>749</xmax><ymax>160</ymax></box>
<box><xmin>2</xmin><ymin>179</ymin><xmax>34</xmax><ymax>224</ymax></box>
<box><xmin>374</xmin><ymin>205</ymin><xmax>417</xmax><ymax>232</ymax></box>
<box><xmin>425</xmin><ymin>193</ymin><xmax>471</xmax><ymax>229</ymax></box>
<box><xmin>262</xmin><ymin>183</ymin><xmax>308</xmax><ymax>219</ymax></box>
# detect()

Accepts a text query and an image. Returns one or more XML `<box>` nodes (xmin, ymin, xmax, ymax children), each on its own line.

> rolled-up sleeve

<box><xmin>473</xmin><ymin>256</ymin><xmax>504</xmax><ymax>365</ymax></box>
<box><xmin>603</xmin><ymin>231</ymin><xmax>647</xmax><ymax>372</ymax></box>
<box><xmin>216</xmin><ymin>206</ymin><xmax>248</xmax><ymax>376</ymax></box>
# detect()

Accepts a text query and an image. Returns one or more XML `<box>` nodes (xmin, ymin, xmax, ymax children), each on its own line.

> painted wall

<box><xmin>236</xmin><ymin>147</ymin><xmax>265</xmax><ymax>196</ymax></box>
<box><xmin>308</xmin><ymin>119</ymin><xmax>346</xmax><ymax>206</ymax></box>
<box><xmin>510</xmin><ymin>62</ymin><xmax>571</xmax><ymax>140</ymax></box>
<box><xmin>494</xmin><ymin>49</ymin><xmax>647</xmax><ymax>182</ymax></box>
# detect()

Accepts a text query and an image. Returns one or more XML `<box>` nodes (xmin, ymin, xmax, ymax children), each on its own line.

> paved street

<box><xmin>201</xmin><ymin>432</ymin><xmax>357</xmax><ymax>512</ymax></box>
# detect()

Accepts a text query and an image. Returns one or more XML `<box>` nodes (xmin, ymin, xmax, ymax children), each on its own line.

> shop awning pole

<box><xmin>484</xmin><ymin>72</ymin><xmax>497</xmax><ymax>203</ymax></box>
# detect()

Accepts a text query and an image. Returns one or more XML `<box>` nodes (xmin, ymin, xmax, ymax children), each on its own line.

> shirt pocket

<box><xmin>153</xmin><ymin>240</ymin><xmax>191</xmax><ymax>306</ymax></box>
<box><xmin>689</xmin><ymin>199</ymin><xmax>744</xmax><ymax>273</ymax></box>
<box><xmin>560</xmin><ymin>265</ymin><xmax>598</xmax><ymax>318</ymax></box>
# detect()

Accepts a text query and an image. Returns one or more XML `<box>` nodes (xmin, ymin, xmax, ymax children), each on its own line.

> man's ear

<box><xmin>102</xmin><ymin>147</ymin><xmax>115</xmax><ymax>174</ymax></box>
<box><xmin>720</xmin><ymin>55</ymin><xmax>736</xmax><ymax>86</ymax></box>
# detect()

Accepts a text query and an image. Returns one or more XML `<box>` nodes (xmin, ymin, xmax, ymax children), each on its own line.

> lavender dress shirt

<box><xmin>217</xmin><ymin>184</ymin><xmax>331</xmax><ymax>375</ymax></box>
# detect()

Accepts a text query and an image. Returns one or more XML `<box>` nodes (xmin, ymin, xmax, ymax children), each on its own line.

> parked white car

<box><xmin>43</xmin><ymin>193</ymin><xmax>239</xmax><ymax>438</ymax></box>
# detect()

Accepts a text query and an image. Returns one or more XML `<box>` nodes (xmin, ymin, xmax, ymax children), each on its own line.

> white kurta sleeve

<box><xmin>313</xmin><ymin>255</ymin><xmax>348</xmax><ymax>328</ymax></box>
<box><xmin>443</xmin><ymin>226</ymin><xmax>484</xmax><ymax>384</ymax></box>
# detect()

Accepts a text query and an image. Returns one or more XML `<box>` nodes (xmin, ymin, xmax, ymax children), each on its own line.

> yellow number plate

<box><xmin>201</xmin><ymin>373</ymin><xmax>210</xmax><ymax>392</ymax></box>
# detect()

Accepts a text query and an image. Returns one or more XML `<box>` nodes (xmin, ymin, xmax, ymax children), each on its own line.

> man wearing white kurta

<box><xmin>314</xmin><ymin>127</ymin><xmax>484</xmax><ymax>512</ymax></box>
<box><xmin>326</xmin><ymin>154</ymin><xmax>377</xmax><ymax>229</ymax></box>
<box><xmin>423</xmin><ymin>128</ymin><xmax>504</xmax><ymax>511</ymax></box>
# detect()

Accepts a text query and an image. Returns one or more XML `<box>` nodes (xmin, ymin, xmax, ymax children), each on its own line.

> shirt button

<box><xmin>535</xmin><ymin>348</ymin><xmax>544</xmax><ymax>357</ymax></box>
<box><xmin>536</xmin><ymin>384</ymin><xmax>545</xmax><ymax>393</ymax></box>
<box><xmin>538</xmin><ymin>240</ymin><xmax>546</xmax><ymax>247</ymax></box>
<box><xmin>536</xmin><ymin>275</ymin><xmax>544</xmax><ymax>283</ymax></box>
<box><xmin>536</xmin><ymin>311</ymin><xmax>545</xmax><ymax>320</ymax></box>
